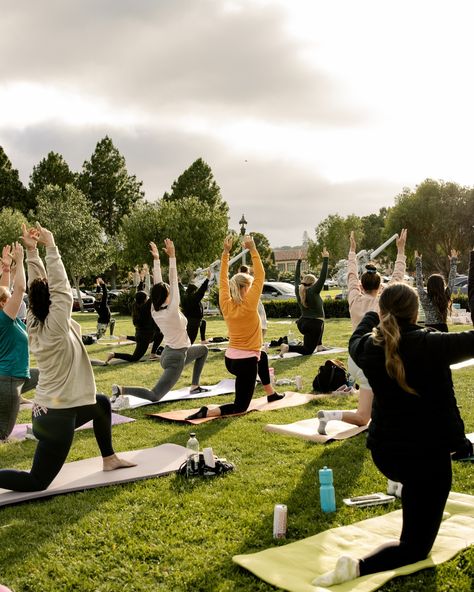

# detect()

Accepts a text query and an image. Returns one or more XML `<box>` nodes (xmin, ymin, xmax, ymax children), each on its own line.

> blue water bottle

<box><xmin>319</xmin><ymin>466</ymin><xmax>336</xmax><ymax>513</ymax></box>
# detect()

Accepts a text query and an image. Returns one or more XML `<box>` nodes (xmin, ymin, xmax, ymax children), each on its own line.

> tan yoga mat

<box><xmin>264</xmin><ymin>415</ymin><xmax>368</xmax><ymax>443</ymax></box>
<box><xmin>148</xmin><ymin>391</ymin><xmax>322</xmax><ymax>424</ymax></box>
<box><xmin>450</xmin><ymin>358</ymin><xmax>474</xmax><ymax>370</ymax></box>
<box><xmin>268</xmin><ymin>347</ymin><xmax>347</xmax><ymax>360</ymax></box>
<box><xmin>233</xmin><ymin>491</ymin><xmax>474</xmax><ymax>592</ymax></box>
<box><xmin>0</xmin><ymin>443</ymin><xmax>188</xmax><ymax>507</ymax></box>
<box><xmin>9</xmin><ymin>413</ymin><xmax>135</xmax><ymax>442</ymax></box>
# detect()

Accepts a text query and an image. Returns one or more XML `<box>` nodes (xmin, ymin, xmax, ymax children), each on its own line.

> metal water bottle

<box><xmin>319</xmin><ymin>466</ymin><xmax>336</xmax><ymax>513</ymax></box>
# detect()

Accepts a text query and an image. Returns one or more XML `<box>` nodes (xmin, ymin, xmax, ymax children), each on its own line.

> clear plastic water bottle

<box><xmin>186</xmin><ymin>432</ymin><xmax>200</xmax><ymax>476</ymax></box>
<box><xmin>319</xmin><ymin>466</ymin><xmax>336</xmax><ymax>513</ymax></box>
<box><xmin>288</xmin><ymin>329</ymin><xmax>294</xmax><ymax>345</ymax></box>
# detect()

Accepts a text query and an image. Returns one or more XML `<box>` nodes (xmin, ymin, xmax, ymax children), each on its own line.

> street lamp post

<box><xmin>239</xmin><ymin>214</ymin><xmax>247</xmax><ymax>266</ymax></box>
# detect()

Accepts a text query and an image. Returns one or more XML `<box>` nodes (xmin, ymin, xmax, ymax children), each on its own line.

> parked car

<box><xmin>260</xmin><ymin>282</ymin><xmax>296</xmax><ymax>301</ymax></box>
<box><xmin>453</xmin><ymin>276</ymin><xmax>468</xmax><ymax>295</ymax></box>
<box><xmin>72</xmin><ymin>289</ymin><xmax>96</xmax><ymax>311</ymax></box>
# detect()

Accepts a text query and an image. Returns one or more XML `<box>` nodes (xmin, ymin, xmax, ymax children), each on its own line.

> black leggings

<box><xmin>288</xmin><ymin>317</ymin><xmax>324</xmax><ymax>355</ymax></box>
<box><xmin>186</xmin><ymin>318</ymin><xmax>206</xmax><ymax>345</ymax></box>
<box><xmin>115</xmin><ymin>329</ymin><xmax>163</xmax><ymax>362</ymax></box>
<box><xmin>0</xmin><ymin>394</ymin><xmax>114</xmax><ymax>492</ymax></box>
<box><xmin>221</xmin><ymin>356</ymin><xmax>259</xmax><ymax>415</ymax></box>
<box><xmin>219</xmin><ymin>351</ymin><xmax>272</xmax><ymax>415</ymax></box>
<box><xmin>359</xmin><ymin>447</ymin><xmax>452</xmax><ymax>575</ymax></box>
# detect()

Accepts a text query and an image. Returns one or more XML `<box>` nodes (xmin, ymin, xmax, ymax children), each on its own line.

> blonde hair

<box><xmin>299</xmin><ymin>274</ymin><xmax>316</xmax><ymax>307</ymax></box>
<box><xmin>0</xmin><ymin>286</ymin><xmax>11</xmax><ymax>304</ymax></box>
<box><xmin>229</xmin><ymin>272</ymin><xmax>253</xmax><ymax>305</ymax></box>
<box><xmin>372</xmin><ymin>283</ymin><xmax>419</xmax><ymax>395</ymax></box>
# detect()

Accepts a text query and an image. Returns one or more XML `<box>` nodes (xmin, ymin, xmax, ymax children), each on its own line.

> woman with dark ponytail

<box><xmin>415</xmin><ymin>249</ymin><xmax>457</xmax><ymax>332</ymax></box>
<box><xmin>313</xmin><ymin>282</ymin><xmax>473</xmax><ymax>588</ymax></box>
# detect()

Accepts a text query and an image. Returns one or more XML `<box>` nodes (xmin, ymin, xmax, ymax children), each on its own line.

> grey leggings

<box><xmin>122</xmin><ymin>345</ymin><xmax>208</xmax><ymax>402</ymax></box>
<box><xmin>0</xmin><ymin>369</ymin><xmax>40</xmax><ymax>440</ymax></box>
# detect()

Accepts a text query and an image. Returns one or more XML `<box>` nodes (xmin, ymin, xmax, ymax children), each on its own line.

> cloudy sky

<box><xmin>2</xmin><ymin>0</ymin><xmax>474</xmax><ymax>247</ymax></box>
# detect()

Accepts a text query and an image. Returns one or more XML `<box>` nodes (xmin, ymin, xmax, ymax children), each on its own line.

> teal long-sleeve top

<box><xmin>294</xmin><ymin>257</ymin><xmax>329</xmax><ymax>319</ymax></box>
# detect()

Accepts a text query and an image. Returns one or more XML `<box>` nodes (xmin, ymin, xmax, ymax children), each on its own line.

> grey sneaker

<box><xmin>111</xmin><ymin>384</ymin><xmax>122</xmax><ymax>403</ymax></box>
<box><xmin>317</xmin><ymin>410</ymin><xmax>327</xmax><ymax>435</ymax></box>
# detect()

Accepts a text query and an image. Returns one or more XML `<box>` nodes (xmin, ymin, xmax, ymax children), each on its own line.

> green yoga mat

<box><xmin>233</xmin><ymin>491</ymin><xmax>474</xmax><ymax>592</ymax></box>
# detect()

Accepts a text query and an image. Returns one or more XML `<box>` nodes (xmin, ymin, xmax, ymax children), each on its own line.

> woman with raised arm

<box><xmin>0</xmin><ymin>223</ymin><xmax>135</xmax><ymax>492</ymax></box>
<box><xmin>415</xmin><ymin>249</ymin><xmax>457</xmax><ymax>332</ymax></box>
<box><xmin>0</xmin><ymin>242</ymin><xmax>39</xmax><ymax>441</ymax></box>
<box><xmin>280</xmin><ymin>248</ymin><xmax>329</xmax><ymax>356</ymax></box>
<box><xmin>111</xmin><ymin>239</ymin><xmax>209</xmax><ymax>402</ymax></box>
<box><xmin>313</xmin><ymin>282</ymin><xmax>473</xmax><ymax>587</ymax></box>
<box><xmin>317</xmin><ymin>229</ymin><xmax>407</xmax><ymax>434</ymax></box>
<box><xmin>187</xmin><ymin>235</ymin><xmax>282</xmax><ymax>420</ymax></box>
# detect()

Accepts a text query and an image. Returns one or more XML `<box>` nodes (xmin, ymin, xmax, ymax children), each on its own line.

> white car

<box><xmin>71</xmin><ymin>289</ymin><xmax>95</xmax><ymax>311</ymax></box>
<box><xmin>260</xmin><ymin>282</ymin><xmax>296</xmax><ymax>300</ymax></box>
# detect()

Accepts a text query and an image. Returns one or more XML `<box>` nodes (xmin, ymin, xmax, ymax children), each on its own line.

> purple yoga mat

<box><xmin>10</xmin><ymin>413</ymin><xmax>134</xmax><ymax>441</ymax></box>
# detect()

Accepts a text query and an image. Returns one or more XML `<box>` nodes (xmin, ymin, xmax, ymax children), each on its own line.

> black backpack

<box><xmin>313</xmin><ymin>359</ymin><xmax>347</xmax><ymax>393</ymax></box>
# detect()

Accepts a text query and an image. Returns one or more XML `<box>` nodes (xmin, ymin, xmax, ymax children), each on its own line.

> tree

<box><xmin>0</xmin><ymin>146</ymin><xmax>30</xmax><ymax>213</ymax></box>
<box><xmin>360</xmin><ymin>208</ymin><xmax>389</xmax><ymax>252</ymax></box>
<box><xmin>385</xmin><ymin>179</ymin><xmax>472</xmax><ymax>274</ymax></box>
<box><xmin>29</xmin><ymin>152</ymin><xmax>76</xmax><ymax>204</ymax></box>
<box><xmin>163</xmin><ymin>158</ymin><xmax>229</xmax><ymax>217</ymax></box>
<box><xmin>35</xmin><ymin>184</ymin><xmax>111</xmax><ymax>306</ymax></box>
<box><xmin>118</xmin><ymin>202</ymin><xmax>162</xmax><ymax>270</ymax></box>
<box><xmin>78</xmin><ymin>136</ymin><xmax>144</xmax><ymax>237</ymax></box>
<box><xmin>156</xmin><ymin>196</ymin><xmax>228</xmax><ymax>272</ymax></box>
<box><xmin>307</xmin><ymin>213</ymin><xmax>363</xmax><ymax>271</ymax></box>
<box><xmin>0</xmin><ymin>208</ymin><xmax>28</xmax><ymax>246</ymax></box>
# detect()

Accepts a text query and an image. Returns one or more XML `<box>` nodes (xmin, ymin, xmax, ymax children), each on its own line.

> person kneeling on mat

<box><xmin>111</xmin><ymin>239</ymin><xmax>209</xmax><ymax>403</ymax></box>
<box><xmin>187</xmin><ymin>235</ymin><xmax>283</xmax><ymax>421</ymax></box>
<box><xmin>314</xmin><ymin>282</ymin><xmax>473</xmax><ymax>587</ymax></box>
<box><xmin>0</xmin><ymin>223</ymin><xmax>135</xmax><ymax>493</ymax></box>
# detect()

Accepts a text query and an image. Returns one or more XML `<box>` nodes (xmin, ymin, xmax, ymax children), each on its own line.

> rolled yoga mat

<box><xmin>233</xmin><ymin>491</ymin><xmax>474</xmax><ymax>592</ymax></box>
<box><xmin>0</xmin><ymin>443</ymin><xmax>188</xmax><ymax>507</ymax></box>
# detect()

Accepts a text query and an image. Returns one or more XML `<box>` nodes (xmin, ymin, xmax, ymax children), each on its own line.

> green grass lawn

<box><xmin>0</xmin><ymin>314</ymin><xmax>473</xmax><ymax>591</ymax></box>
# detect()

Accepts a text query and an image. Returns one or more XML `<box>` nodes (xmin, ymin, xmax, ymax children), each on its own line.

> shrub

<box><xmin>113</xmin><ymin>289</ymin><xmax>136</xmax><ymax>315</ymax></box>
<box><xmin>262</xmin><ymin>298</ymin><xmax>350</xmax><ymax>319</ymax></box>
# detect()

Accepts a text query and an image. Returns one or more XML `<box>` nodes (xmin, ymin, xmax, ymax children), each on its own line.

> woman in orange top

<box><xmin>187</xmin><ymin>235</ymin><xmax>282</xmax><ymax>419</ymax></box>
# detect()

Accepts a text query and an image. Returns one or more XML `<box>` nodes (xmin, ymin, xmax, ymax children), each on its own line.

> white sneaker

<box><xmin>111</xmin><ymin>384</ymin><xmax>122</xmax><ymax>402</ymax></box>
<box><xmin>25</xmin><ymin>425</ymin><xmax>38</xmax><ymax>441</ymax></box>
<box><xmin>111</xmin><ymin>395</ymin><xmax>130</xmax><ymax>411</ymax></box>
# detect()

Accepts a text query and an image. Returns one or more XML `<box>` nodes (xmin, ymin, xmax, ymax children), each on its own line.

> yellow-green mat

<box><xmin>233</xmin><ymin>492</ymin><xmax>474</xmax><ymax>592</ymax></box>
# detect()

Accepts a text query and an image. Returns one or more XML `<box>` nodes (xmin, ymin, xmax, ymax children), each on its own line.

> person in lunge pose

<box><xmin>187</xmin><ymin>235</ymin><xmax>283</xmax><ymax>421</ymax></box>
<box><xmin>106</xmin><ymin>290</ymin><xmax>163</xmax><ymax>364</ymax></box>
<box><xmin>0</xmin><ymin>242</ymin><xmax>39</xmax><ymax>441</ymax></box>
<box><xmin>179</xmin><ymin>268</ymin><xmax>212</xmax><ymax>345</ymax></box>
<box><xmin>0</xmin><ymin>223</ymin><xmax>135</xmax><ymax>492</ymax></box>
<box><xmin>280</xmin><ymin>248</ymin><xmax>329</xmax><ymax>356</ymax></box>
<box><xmin>415</xmin><ymin>249</ymin><xmax>457</xmax><ymax>332</ymax></box>
<box><xmin>317</xmin><ymin>229</ymin><xmax>407</xmax><ymax>434</ymax></box>
<box><xmin>94</xmin><ymin>277</ymin><xmax>115</xmax><ymax>338</ymax></box>
<box><xmin>313</xmin><ymin>282</ymin><xmax>473</xmax><ymax>587</ymax></box>
<box><xmin>111</xmin><ymin>239</ymin><xmax>209</xmax><ymax>402</ymax></box>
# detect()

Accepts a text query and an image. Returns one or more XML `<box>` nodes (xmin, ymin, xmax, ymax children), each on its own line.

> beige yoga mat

<box><xmin>0</xmin><ymin>443</ymin><xmax>188</xmax><ymax>507</ymax></box>
<box><xmin>148</xmin><ymin>391</ymin><xmax>322</xmax><ymax>424</ymax></box>
<box><xmin>450</xmin><ymin>358</ymin><xmax>474</xmax><ymax>370</ymax></box>
<box><xmin>233</xmin><ymin>491</ymin><xmax>474</xmax><ymax>592</ymax></box>
<box><xmin>264</xmin><ymin>415</ymin><xmax>368</xmax><ymax>443</ymax></box>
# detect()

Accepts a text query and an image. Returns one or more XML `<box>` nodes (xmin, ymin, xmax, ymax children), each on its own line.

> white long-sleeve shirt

<box><xmin>151</xmin><ymin>257</ymin><xmax>190</xmax><ymax>349</ymax></box>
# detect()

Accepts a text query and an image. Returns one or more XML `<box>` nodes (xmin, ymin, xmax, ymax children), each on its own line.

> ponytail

<box><xmin>229</xmin><ymin>272</ymin><xmax>252</xmax><ymax>305</ymax></box>
<box><xmin>373</xmin><ymin>282</ymin><xmax>419</xmax><ymax>395</ymax></box>
<box><xmin>373</xmin><ymin>312</ymin><xmax>417</xmax><ymax>395</ymax></box>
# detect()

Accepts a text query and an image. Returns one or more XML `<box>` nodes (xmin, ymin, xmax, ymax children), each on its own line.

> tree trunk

<box><xmin>72</xmin><ymin>275</ymin><xmax>84</xmax><ymax>312</ymax></box>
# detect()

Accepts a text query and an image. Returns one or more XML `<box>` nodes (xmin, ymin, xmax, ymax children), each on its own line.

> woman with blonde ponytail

<box><xmin>314</xmin><ymin>282</ymin><xmax>474</xmax><ymax>588</ymax></box>
<box><xmin>187</xmin><ymin>235</ymin><xmax>283</xmax><ymax>420</ymax></box>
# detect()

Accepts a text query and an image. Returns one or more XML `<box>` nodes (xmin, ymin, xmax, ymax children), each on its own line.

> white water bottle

<box><xmin>288</xmin><ymin>329</ymin><xmax>294</xmax><ymax>345</ymax></box>
<box><xmin>186</xmin><ymin>432</ymin><xmax>200</xmax><ymax>476</ymax></box>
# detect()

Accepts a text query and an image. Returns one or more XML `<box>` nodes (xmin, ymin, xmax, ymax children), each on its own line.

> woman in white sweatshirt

<box><xmin>0</xmin><ymin>223</ymin><xmax>134</xmax><ymax>492</ymax></box>
<box><xmin>317</xmin><ymin>229</ymin><xmax>407</xmax><ymax>434</ymax></box>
